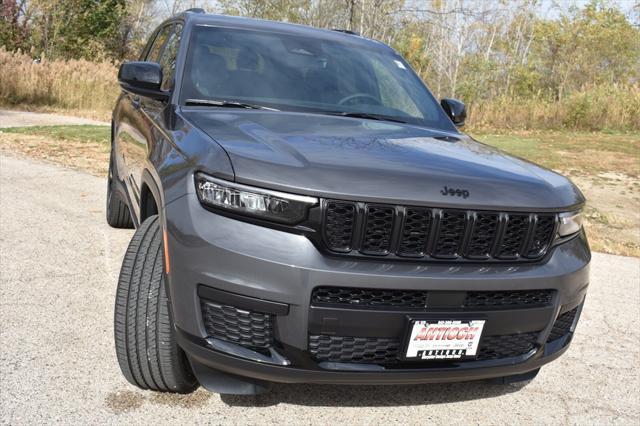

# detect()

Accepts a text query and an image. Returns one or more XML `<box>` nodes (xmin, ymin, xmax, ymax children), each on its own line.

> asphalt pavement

<box><xmin>1</xmin><ymin>153</ymin><xmax>639</xmax><ymax>424</ymax></box>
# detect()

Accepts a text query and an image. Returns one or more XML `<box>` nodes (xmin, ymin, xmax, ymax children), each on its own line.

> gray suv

<box><xmin>109</xmin><ymin>10</ymin><xmax>590</xmax><ymax>395</ymax></box>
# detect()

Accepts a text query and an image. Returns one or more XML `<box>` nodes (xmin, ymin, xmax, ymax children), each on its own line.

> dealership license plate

<box><xmin>405</xmin><ymin>320</ymin><xmax>486</xmax><ymax>360</ymax></box>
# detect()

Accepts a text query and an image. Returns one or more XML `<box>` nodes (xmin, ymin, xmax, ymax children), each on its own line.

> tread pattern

<box><xmin>114</xmin><ymin>215</ymin><xmax>197</xmax><ymax>393</ymax></box>
<box><xmin>106</xmin><ymin>151</ymin><xmax>134</xmax><ymax>229</ymax></box>
<box><xmin>106</xmin><ymin>191</ymin><xmax>134</xmax><ymax>228</ymax></box>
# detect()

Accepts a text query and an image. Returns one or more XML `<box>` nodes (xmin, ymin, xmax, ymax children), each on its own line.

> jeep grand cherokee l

<box><xmin>108</xmin><ymin>10</ymin><xmax>589</xmax><ymax>395</ymax></box>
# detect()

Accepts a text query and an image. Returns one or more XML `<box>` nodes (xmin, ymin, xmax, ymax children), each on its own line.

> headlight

<box><xmin>195</xmin><ymin>173</ymin><xmax>317</xmax><ymax>224</ymax></box>
<box><xmin>557</xmin><ymin>210</ymin><xmax>583</xmax><ymax>237</ymax></box>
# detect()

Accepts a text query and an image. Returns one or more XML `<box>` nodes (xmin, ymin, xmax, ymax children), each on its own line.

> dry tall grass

<box><xmin>469</xmin><ymin>85</ymin><xmax>640</xmax><ymax>131</ymax></box>
<box><xmin>0</xmin><ymin>48</ymin><xmax>118</xmax><ymax>120</ymax></box>
<box><xmin>1</xmin><ymin>48</ymin><xmax>639</xmax><ymax>131</ymax></box>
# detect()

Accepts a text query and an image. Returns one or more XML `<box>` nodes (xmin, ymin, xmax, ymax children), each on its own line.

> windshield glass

<box><xmin>181</xmin><ymin>26</ymin><xmax>456</xmax><ymax>131</ymax></box>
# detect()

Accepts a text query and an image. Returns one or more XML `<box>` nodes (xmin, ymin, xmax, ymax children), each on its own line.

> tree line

<box><xmin>1</xmin><ymin>0</ymin><xmax>639</xmax><ymax>111</ymax></box>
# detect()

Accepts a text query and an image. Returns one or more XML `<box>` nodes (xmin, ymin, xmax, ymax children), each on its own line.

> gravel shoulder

<box><xmin>1</xmin><ymin>153</ymin><xmax>639</xmax><ymax>424</ymax></box>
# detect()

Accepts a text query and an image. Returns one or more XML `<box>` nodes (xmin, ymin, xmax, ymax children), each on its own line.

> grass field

<box><xmin>473</xmin><ymin>131</ymin><xmax>639</xmax><ymax>178</ymax></box>
<box><xmin>3</xmin><ymin>125</ymin><xmax>110</xmax><ymax>144</ymax></box>
<box><xmin>472</xmin><ymin>131</ymin><xmax>640</xmax><ymax>256</ymax></box>
<box><xmin>0</xmin><ymin>125</ymin><xmax>110</xmax><ymax>176</ymax></box>
<box><xmin>1</xmin><ymin>125</ymin><xmax>638</xmax><ymax>256</ymax></box>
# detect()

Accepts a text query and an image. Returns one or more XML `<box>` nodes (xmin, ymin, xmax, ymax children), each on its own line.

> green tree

<box><xmin>28</xmin><ymin>0</ymin><xmax>128</xmax><ymax>60</ymax></box>
<box><xmin>0</xmin><ymin>0</ymin><xmax>31</xmax><ymax>51</ymax></box>
<box><xmin>530</xmin><ymin>0</ymin><xmax>640</xmax><ymax>100</ymax></box>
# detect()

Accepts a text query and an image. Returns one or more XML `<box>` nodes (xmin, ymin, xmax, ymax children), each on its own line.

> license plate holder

<box><xmin>402</xmin><ymin>318</ymin><xmax>486</xmax><ymax>361</ymax></box>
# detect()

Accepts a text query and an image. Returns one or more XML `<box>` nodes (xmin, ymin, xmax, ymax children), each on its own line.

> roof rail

<box><xmin>185</xmin><ymin>8</ymin><xmax>205</xmax><ymax>14</ymax></box>
<box><xmin>331</xmin><ymin>29</ymin><xmax>361</xmax><ymax>36</ymax></box>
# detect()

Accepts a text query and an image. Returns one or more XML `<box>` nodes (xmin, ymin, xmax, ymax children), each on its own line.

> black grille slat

<box><xmin>322</xmin><ymin>201</ymin><xmax>556</xmax><ymax>262</ymax></box>
<box><xmin>309</xmin><ymin>332</ymin><xmax>539</xmax><ymax>364</ymax></box>
<box><xmin>433</xmin><ymin>211</ymin><xmax>467</xmax><ymax>257</ymax></box>
<box><xmin>497</xmin><ymin>214</ymin><xmax>530</xmax><ymax>258</ymax></box>
<box><xmin>527</xmin><ymin>215</ymin><xmax>556</xmax><ymax>258</ymax></box>
<box><xmin>311</xmin><ymin>287</ymin><xmax>553</xmax><ymax>310</ymax></box>
<box><xmin>360</xmin><ymin>206</ymin><xmax>395</xmax><ymax>254</ymax></box>
<box><xmin>201</xmin><ymin>300</ymin><xmax>274</xmax><ymax>348</ymax></box>
<box><xmin>467</xmin><ymin>213</ymin><xmax>499</xmax><ymax>258</ymax></box>
<box><xmin>547</xmin><ymin>307</ymin><xmax>578</xmax><ymax>342</ymax></box>
<box><xmin>324</xmin><ymin>201</ymin><xmax>356</xmax><ymax>251</ymax></box>
<box><xmin>398</xmin><ymin>208</ymin><xmax>432</xmax><ymax>257</ymax></box>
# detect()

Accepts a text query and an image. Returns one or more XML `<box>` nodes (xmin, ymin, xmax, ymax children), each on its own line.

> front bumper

<box><xmin>165</xmin><ymin>192</ymin><xmax>590</xmax><ymax>385</ymax></box>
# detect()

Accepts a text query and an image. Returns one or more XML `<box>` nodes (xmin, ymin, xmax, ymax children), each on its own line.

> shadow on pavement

<box><xmin>220</xmin><ymin>381</ymin><xmax>526</xmax><ymax>407</ymax></box>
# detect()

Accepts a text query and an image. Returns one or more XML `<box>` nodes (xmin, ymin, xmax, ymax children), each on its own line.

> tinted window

<box><xmin>146</xmin><ymin>25</ymin><xmax>172</xmax><ymax>63</ymax></box>
<box><xmin>181</xmin><ymin>26</ymin><xmax>455</xmax><ymax>131</ymax></box>
<box><xmin>158</xmin><ymin>23</ymin><xmax>183</xmax><ymax>90</ymax></box>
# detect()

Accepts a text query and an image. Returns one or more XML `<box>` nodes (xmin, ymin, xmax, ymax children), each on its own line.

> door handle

<box><xmin>131</xmin><ymin>97</ymin><xmax>141</xmax><ymax>109</ymax></box>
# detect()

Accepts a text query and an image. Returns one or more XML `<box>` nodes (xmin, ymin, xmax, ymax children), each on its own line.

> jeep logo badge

<box><xmin>441</xmin><ymin>185</ymin><xmax>470</xmax><ymax>199</ymax></box>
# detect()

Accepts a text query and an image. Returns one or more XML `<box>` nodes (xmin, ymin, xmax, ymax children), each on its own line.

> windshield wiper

<box><xmin>324</xmin><ymin>111</ymin><xmax>407</xmax><ymax>124</ymax></box>
<box><xmin>185</xmin><ymin>99</ymin><xmax>279</xmax><ymax>111</ymax></box>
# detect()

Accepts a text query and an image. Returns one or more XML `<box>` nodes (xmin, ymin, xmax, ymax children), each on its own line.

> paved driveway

<box><xmin>0</xmin><ymin>153</ymin><xmax>638</xmax><ymax>424</ymax></box>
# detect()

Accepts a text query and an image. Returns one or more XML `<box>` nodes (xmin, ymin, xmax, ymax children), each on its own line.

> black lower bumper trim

<box><xmin>198</xmin><ymin>285</ymin><xmax>289</xmax><ymax>316</ymax></box>
<box><xmin>176</xmin><ymin>327</ymin><xmax>570</xmax><ymax>385</ymax></box>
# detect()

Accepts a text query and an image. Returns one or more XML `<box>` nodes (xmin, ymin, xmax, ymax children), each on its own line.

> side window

<box><xmin>158</xmin><ymin>24</ymin><xmax>183</xmax><ymax>91</ymax></box>
<box><xmin>146</xmin><ymin>25</ymin><xmax>172</xmax><ymax>63</ymax></box>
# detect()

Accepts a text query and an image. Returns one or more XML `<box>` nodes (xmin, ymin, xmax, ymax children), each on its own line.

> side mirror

<box><xmin>440</xmin><ymin>98</ymin><xmax>466</xmax><ymax>127</ymax></box>
<box><xmin>118</xmin><ymin>61</ymin><xmax>168</xmax><ymax>101</ymax></box>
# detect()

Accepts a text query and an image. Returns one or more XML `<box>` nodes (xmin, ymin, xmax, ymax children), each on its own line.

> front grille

<box><xmin>309</xmin><ymin>332</ymin><xmax>539</xmax><ymax>364</ymax></box>
<box><xmin>547</xmin><ymin>307</ymin><xmax>578</xmax><ymax>342</ymax></box>
<box><xmin>322</xmin><ymin>201</ymin><xmax>557</xmax><ymax>262</ymax></box>
<box><xmin>201</xmin><ymin>300</ymin><xmax>274</xmax><ymax>349</ymax></box>
<box><xmin>311</xmin><ymin>286</ymin><xmax>554</xmax><ymax>310</ymax></box>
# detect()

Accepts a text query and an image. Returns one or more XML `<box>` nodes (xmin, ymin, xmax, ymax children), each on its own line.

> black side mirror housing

<box><xmin>118</xmin><ymin>61</ymin><xmax>168</xmax><ymax>101</ymax></box>
<box><xmin>440</xmin><ymin>98</ymin><xmax>466</xmax><ymax>127</ymax></box>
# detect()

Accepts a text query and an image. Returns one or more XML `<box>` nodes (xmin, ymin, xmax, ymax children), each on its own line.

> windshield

<box><xmin>181</xmin><ymin>26</ymin><xmax>456</xmax><ymax>131</ymax></box>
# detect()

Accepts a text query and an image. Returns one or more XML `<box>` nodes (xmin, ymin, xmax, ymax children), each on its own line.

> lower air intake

<box><xmin>309</xmin><ymin>331</ymin><xmax>540</xmax><ymax>364</ymax></box>
<box><xmin>311</xmin><ymin>286</ymin><xmax>554</xmax><ymax>310</ymax></box>
<box><xmin>547</xmin><ymin>307</ymin><xmax>578</xmax><ymax>342</ymax></box>
<box><xmin>201</xmin><ymin>300</ymin><xmax>274</xmax><ymax>349</ymax></box>
<box><xmin>308</xmin><ymin>335</ymin><xmax>400</xmax><ymax>364</ymax></box>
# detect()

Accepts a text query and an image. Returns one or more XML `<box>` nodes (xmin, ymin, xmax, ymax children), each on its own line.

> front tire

<box><xmin>114</xmin><ymin>215</ymin><xmax>198</xmax><ymax>393</ymax></box>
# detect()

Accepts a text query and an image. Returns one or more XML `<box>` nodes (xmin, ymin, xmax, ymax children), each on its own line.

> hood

<box><xmin>185</xmin><ymin>109</ymin><xmax>584</xmax><ymax>210</ymax></box>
